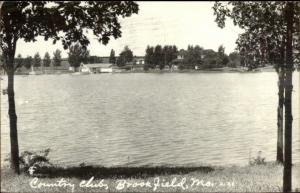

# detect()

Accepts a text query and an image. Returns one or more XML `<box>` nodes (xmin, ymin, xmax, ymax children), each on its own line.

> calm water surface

<box><xmin>1</xmin><ymin>72</ymin><xmax>299</xmax><ymax>167</ymax></box>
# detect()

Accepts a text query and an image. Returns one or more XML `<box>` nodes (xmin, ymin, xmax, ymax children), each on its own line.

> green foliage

<box><xmin>167</xmin><ymin>45</ymin><xmax>232</xmax><ymax>70</ymax></box>
<box><xmin>236</xmin><ymin>31</ymin><xmax>270</xmax><ymax>69</ymax></box>
<box><xmin>109</xmin><ymin>49</ymin><xmax>116</xmax><ymax>64</ymax></box>
<box><xmin>153</xmin><ymin>45</ymin><xmax>163</xmax><ymax>69</ymax></box>
<box><xmin>167</xmin><ymin>46</ymin><xmax>178</xmax><ymax>68</ymax></box>
<box><xmin>145</xmin><ymin>46</ymin><xmax>155</xmax><ymax>68</ymax></box>
<box><xmin>143</xmin><ymin>64</ymin><xmax>149</xmax><ymax>71</ymax></box>
<box><xmin>117</xmin><ymin>46</ymin><xmax>133</xmax><ymax>67</ymax></box>
<box><xmin>213</xmin><ymin>2</ymin><xmax>300</xmax><ymax>70</ymax></box>
<box><xmin>217</xmin><ymin>45</ymin><xmax>229</xmax><ymax>67</ymax></box>
<box><xmin>249</xmin><ymin>151</ymin><xmax>266</xmax><ymax>166</ymax></box>
<box><xmin>144</xmin><ymin>45</ymin><xmax>178</xmax><ymax>70</ymax></box>
<box><xmin>4</xmin><ymin>148</ymin><xmax>52</xmax><ymax>173</ymax></box>
<box><xmin>228</xmin><ymin>51</ymin><xmax>241</xmax><ymax>67</ymax></box>
<box><xmin>0</xmin><ymin>1</ymin><xmax>139</xmax><ymax>47</ymax></box>
<box><xmin>0</xmin><ymin>1</ymin><xmax>139</xmax><ymax>71</ymax></box>
<box><xmin>43</xmin><ymin>52</ymin><xmax>51</xmax><ymax>67</ymax></box>
<box><xmin>53</xmin><ymin>49</ymin><xmax>61</xmax><ymax>67</ymax></box>
<box><xmin>15</xmin><ymin>54</ymin><xmax>23</xmax><ymax>69</ymax></box>
<box><xmin>68</xmin><ymin>43</ymin><xmax>89</xmax><ymax>69</ymax></box>
<box><xmin>183</xmin><ymin>45</ymin><xmax>203</xmax><ymax>69</ymax></box>
<box><xmin>87</xmin><ymin>56</ymin><xmax>102</xmax><ymax>64</ymax></box>
<box><xmin>23</xmin><ymin>56</ymin><xmax>32</xmax><ymax>69</ymax></box>
<box><xmin>145</xmin><ymin>44</ymin><xmax>238</xmax><ymax>71</ymax></box>
<box><xmin>33</xmin><ymin>52</ymin><xmax>41</xmax><ymax>67</ymax></box>
<box><xmin>202</xmin><ymin>49</ymin><xmax>218</xmax><ymax>69</ymax></box>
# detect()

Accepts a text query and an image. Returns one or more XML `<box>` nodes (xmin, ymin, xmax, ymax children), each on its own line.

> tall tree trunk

<box><xmin>283</xmin><ymin>2</ymin><xmax>294</xmax><ymax>192</ymax></box>
<box><xmin>7</xmin><ymin>58</ymin><xmax>20</xmax><ymax>174</ymax></box>
<box><xmin>276</xmin><ymin>69</ymin><xmax>284</xmax><ymax>164</ymax></box>
<box><xmin>277</xmin><ymin>38</ymin><xmax>286</xmax><ymax>164</ymax></box>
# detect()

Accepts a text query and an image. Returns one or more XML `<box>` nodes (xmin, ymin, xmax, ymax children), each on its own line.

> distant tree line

<box><xmin>12</xmin><ymin>49</ymin><xmax>62</xmax><ymax>70</ymax></box>
<box><xmin>143</xmin><ymin>44</ymin><xmax>242</xmax><ymax>70</ymax></box>
<box><xmin>12</xmin><ymin>45</ymin><xmax>104</xmax><ymax>72</ymax></box>
<box><xmin>144</xmin><ymin>45</ymin><xmax>178</xmax><ymax>70</ymax></box>
<box><xmin>7</xmin><ymin>44</ymin><xmax>256</xmax><ymax>72</ymax></box>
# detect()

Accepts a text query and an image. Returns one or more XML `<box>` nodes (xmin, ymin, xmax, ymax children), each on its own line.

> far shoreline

<box><xmin>7</xmin><ymin>66</ymin><xmax>281</xmax><ymax>76</ymax></box>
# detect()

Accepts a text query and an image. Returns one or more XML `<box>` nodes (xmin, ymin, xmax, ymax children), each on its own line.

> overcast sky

<box><xmin>15</xmin><ymin>2</ymin><xmax>244</xmax><ymax>58</ymax></box>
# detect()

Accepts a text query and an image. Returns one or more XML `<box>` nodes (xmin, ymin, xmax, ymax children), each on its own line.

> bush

<box><xmin>5</xmin><ymin>149</ymin><xmax>53</xmax><ymax>175</ymax></box>
<box><xmin>202</xmin><ymin>63</ymin><xmax>218</xmax><ymax>69</ymax></box>
<box><xmin>143</xmin><ymin>64</ymin><xmax>149</xmax><ymax>71</ymax></box>
<box><xmin>249</xmin><ymin>151</ymin><xmax>266</xmax><ymax>166</ymax></box>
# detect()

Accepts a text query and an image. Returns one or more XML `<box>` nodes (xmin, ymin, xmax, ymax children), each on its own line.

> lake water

<box><xmin>1</xmin><ymin>72</ymin><xmax>299</xmax><ymax>167</ymax></box>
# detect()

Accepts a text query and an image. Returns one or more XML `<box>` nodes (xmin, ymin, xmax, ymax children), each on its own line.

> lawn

<box><xmin>2</xmin><ymin>162</ymin><xmax>299</xmax><ymax>192</ymax></box>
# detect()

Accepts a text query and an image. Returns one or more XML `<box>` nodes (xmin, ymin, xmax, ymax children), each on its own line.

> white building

<box><xmin>79</xmin><ymin>63</ymin><xmax>113</xmax><ymax>73</ymax></box>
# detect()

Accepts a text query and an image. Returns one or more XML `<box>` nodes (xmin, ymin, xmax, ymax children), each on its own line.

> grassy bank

<box><xmin>2</xmin><ymin>163</ymin><xmax>300</xmax><ymax>192</ymax></box>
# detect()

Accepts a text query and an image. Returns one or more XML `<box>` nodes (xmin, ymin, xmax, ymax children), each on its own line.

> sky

<box><xmin>15</xmin><ymin>2</ymin><xmax>244</xmax><ymax>58</ymax></box>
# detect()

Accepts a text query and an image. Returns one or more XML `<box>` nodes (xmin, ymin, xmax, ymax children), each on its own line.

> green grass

<box><xmin>2</xmin><ymin>162</ymin><xmax>299</xmax><ymax>192</ymax></box>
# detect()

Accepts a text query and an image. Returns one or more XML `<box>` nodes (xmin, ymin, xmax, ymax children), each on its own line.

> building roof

<box><xmin>85</xmin><ymin>63</ymin><xmax>112</xmax><ymax>68</ymax></box>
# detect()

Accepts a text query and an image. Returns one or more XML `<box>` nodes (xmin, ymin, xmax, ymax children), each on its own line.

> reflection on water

<box><xmin>1</xmin><ymin>72</ymin><xmax>299</xmax><ymax>167</ymax></box>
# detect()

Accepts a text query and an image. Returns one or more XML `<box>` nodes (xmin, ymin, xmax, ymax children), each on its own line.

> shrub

<box><xmin>5</xmin><ymin>148</ymin><xmax>53</xmax><ymax>174</ymax></box>
<box><xmin>249</xmin><ymin>151</ymin><xmax>266</xmax><ymax>166</ymax></box>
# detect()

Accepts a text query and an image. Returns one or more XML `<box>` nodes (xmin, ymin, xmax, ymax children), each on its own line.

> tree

<box><xmin>162</xmin><ymin>46</ymin><xmax>168</xmax><ymax>67</ymax></box>
<box><xmin>213</xmin><ymin>2</ymin><xmax>299</xmax><ymax>191</ymax></box>
<box><xmin>228</xmin><ymin>51</ymin><xmax>241</xmax><ymax>67</ymax></box>
<box><xmin>235</xmin><ymin>31</ymin><xmax>271</xmax><ymax>70</ymax></box>
<box><xmin>202</xmin><ymin>49</ymin><xmax>218</xmax><ymax>68</ymax></box>
<box><xmin>68</xmin><ymin>43</ymin><xmax>89</xmax><ymax>71</ymax></box>
<box><xmin>153</xmin><ymin>45</ymin><xmax>163</xmax><ymax>69</ymax></box>
<box><xmin>144</xmin><ymin>46</ymin><xmax>154</xmax><ymax>70</ymax></box>
<box><xmin>192</xmin><ymin>45</ymin><xmax>203</xmax><ymax>67</ymax></box>
<box><xmin>162</xmin><ymin>45</ymin><xmax>178</xmax><ymax>68</ymax></box>
<box><xmin>15</xmin><ymin>54</ymin><xmax>23</xmax><ymax>69</ymax></box>
<box><xmin>0</xmin><ymin>1</ymin><xmax>138</xmax><ymax>174</ymax></box>
<box><xmin>171</xmin><ymin>45</ymin><xmax>178</xmax><ymax>68</ymax></box>
<box><xmin>33</xmin><ymin>52</ymin><xmax>41</xmax><ymax>67</ymax></box>
<box><xmin>53</xmin><ymin>49</ymin><xmax>61</xmax><ymax>68</ymax></box>
<box><xmin>109</xmin><ymin>49</ymin><xmax>116</xmax><ymax>64</ymax></box>
<box><xmin>117</xmin><ymin>46</ymin><xmax>133</xmax><ymax>67</ymax></box>
<box><xmin>283</xmin><ymin>3</ymin><xmax>294</xmax><ymax>192</ymax></box>
<box><xmin>217</xmin><ymin>45</ymin><xmax>229</xmax><ymax>67</ymax></box>
<box><xmin>43</xmin><ymin>52</ymin><xmax>51</xmax><ymax>67</ymax></box>
<box><xmin>144</xmin><ymin>45</ymin><xmax>178</xmax><ymax>70</ymax></box>
<box><xmin>23</xmin><ymin>56</ymin><xmax>32</xmax><ymax>69</ymax></box>
<box><xmin>180</xmin><ymin>45</ymin><xmax>204</xmax><ymax>69</ymax></box>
